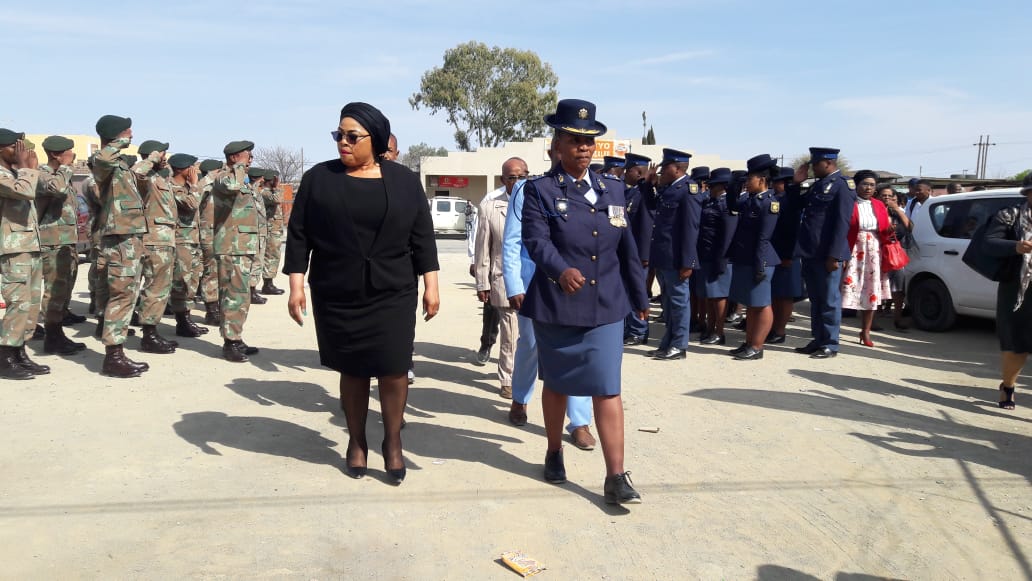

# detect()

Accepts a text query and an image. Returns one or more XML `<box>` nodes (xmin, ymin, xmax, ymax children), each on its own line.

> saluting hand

<box><xmin>559</xmin><ymin>268</ymin><xmax>586</xmax><ymax>294</ymax></box>
<box><xmin>794</xmin><ymin>163</ymin><xmax>809</xmax><ymax>184</ymax></box>
<box><xmin>645</xmin><ymin>163</ymin><xmax>659</xmax><ymax>186</ymax></box>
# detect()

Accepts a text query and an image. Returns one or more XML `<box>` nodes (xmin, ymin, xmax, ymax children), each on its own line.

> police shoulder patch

<box><xmin>845</xmin><ymin>178</ymin><xmax>855</xmax><ymax>190</ymax></box>
<box><xmin>689</xmin><ymin>183</ymin><xmax>700</xmax><ymax>194</ymax></box>
<box><xmin>770</xmin><ymin>201</ymin><xmax>780</xmax><ymax>214</ymax></box>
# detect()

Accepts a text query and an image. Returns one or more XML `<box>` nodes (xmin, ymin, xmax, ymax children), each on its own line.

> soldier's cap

<box><xmin>660</xmin><ymin>148</ymin><xmax>692</xmax><ymax>166</ymax></box>
<box><xmin>42</xmin><ymin>135</ymin><xmax>75</xmax><ymax>153</ymax></box>
<box><xmin>137</xmin><ymin>140</ymin><xmax>169</xmax><ymax>156</ymax></box>
<box><xmin>623</xmin><ymin>153</ymin><xmax>651</xmax><ymax>168</ymax></box>
<box><xmin>121</xmin><ymin>154</ymin><xmax>138</xmax><ymax>166</ymax></box>
<box><xmin>746</xmin><ymin>154</ymin><xmax>777</xmax><ymax>174</ymax></box>
<box><xmin>199</xmin><ymin>159</ymin><xmax>223</xmax><ymax>174</ymax></box>
<box><xmin>544</xmin><ymin>99</ymin><xmax>607</xmax><ymax>137</ymax></box>
<box><xmin>602</xmin><ymin>156</ymin><xmax>625</xmax><ymax>170</ymax></box>
<box><xmin>809</xmin><ymin>147</ymin><xmax>840</xmax><ymax>162</ymax></box>
<box><xmin>773</xmin><ymin>166</ymin><xmax>795</xmax><ymax>182</ymax></box>
<box><xmin>167</xmin><ymin>153</ymin><xmax>198</xmax><ymax>169</ymax></box>
<box><xmin>247</xmin><ymin>167</ymin><xmax>266</xmax><ymax>179</ymax></box>
<box><xmin>589</xmin><ymin>163</ymin><xmax>604</xmax><ymax>173</ymax></box>
<box><xmin>95</xmin><ymin>115</ymin><xmax>132</xmax><ymax>140</ymax></box>
<box><xmin>223</xmin><ymin>140</ymin><xmax>255</xmax><ymax>155</ymax></box>
<box><xmin>264</xmin><ymin>169</ymin><xmax>279</xmax><ymax>180</ymax></box>
<box><xmin>690</xmin><ymin>166</ymin><xmax>711</xmax><ymax>181</ymax></box>
<box><xmin>708</xmin><ymin>168</ymin><xmax>732</xmax><ymax>185</ymax></box>
<box><xmin>0</xmin><ymin>129</ymin><xmax>25</xmax><ymax>147</ymax></box>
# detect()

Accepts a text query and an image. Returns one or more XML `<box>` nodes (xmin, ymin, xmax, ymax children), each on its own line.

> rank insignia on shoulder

<box><xmin>845</xmin><ymin>178</ymin><xmax>855</xmax><ymax>190</ymax></box>
<box><xmin>557</xmin><ymin>174</ymin><xmax>565</xmax><ymax>185</ymax></box>
<box><xmin>770</xmin><ymin>201</ymin><xmax>780</xmax><ymax>214</ymax></box>
<box><xmin>689</xmin><ymin>183</ymin><xmax>700</xmax><ymax>194</ymax></box>
<box><xmin>824</xmin><ymin>183</ymin><xmax>833</xmax><ymax>194</ymax></box>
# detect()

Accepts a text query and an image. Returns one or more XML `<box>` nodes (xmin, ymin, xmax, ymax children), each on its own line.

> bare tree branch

<box><xmin>253</xmin><ymin>146</ymin><xmax>303</xmax><ymax>184</ymax></box>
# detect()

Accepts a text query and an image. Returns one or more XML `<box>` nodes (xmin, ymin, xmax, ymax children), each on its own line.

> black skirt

<box><xmin>311</xmin><ymin>283</ymin><xmax>416</xmax><ymax>377</ymax></box>
<box><xmin>996</xmin><ymin>280</ymin><xmax>1032</xmax><ymax>354</ymax></box>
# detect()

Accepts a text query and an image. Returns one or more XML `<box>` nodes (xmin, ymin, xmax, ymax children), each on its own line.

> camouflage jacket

<box><xmin>263</xmin><ymin>185</ymin><xmax>284</xmax><ymax>231</ymax></box>
<box><xmin>171</xmin><ymin>180</ymin><xmax>200</xmax><ymax>245</ymax></box>
<box><xmin>133</xmin><ymin>159</ymin><xmax>177</xmax><ymax>247</ymax></box>
<box><xmin>0</xmin><ymin>165</ymin><xmax>41</xmax><ymax>255</ymax></box>
<box><xmin>36</xmin><ymin>164</ymin><xmax>79</xmax><ymax>246</ymax></box>
<box><xmin>198</xmin><ymin>173</ymin><xmax>216</xmax><ymax>246</ymax></box>
<box><xmin>81</xmin><ymin>176</ymin><xmax>103</xmax><ymax>247</ymax></box>
<box><xmin>92</xmin><ymin>143</ymin><xmax>147</xmax><ymax>236</ymax></box>
<box><xmin>253</xmin><ymin>183</ymin><xmax>267</xmax><ymax>226</ymax></box>
<box><xmin>211</xmin><ymin>164</ymin><xmax>259</xmax><ymax>255</ymax></box>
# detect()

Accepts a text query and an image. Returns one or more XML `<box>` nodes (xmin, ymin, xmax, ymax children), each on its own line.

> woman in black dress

<box><xmin>284</xmin><ymin>102</ymin><xmax>440</xmax><ymax>482</ymax></box>
<box><xmin>983</xmin><ymin>175</ymin><xmax>1032</xmax><ymax>410</ymax></box>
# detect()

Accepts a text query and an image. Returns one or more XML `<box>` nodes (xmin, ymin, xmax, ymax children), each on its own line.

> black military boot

<box><xmin>43</xmin><ymin>324</ymin><xmax>87</xmax><ymax>355</ymax></box>
<box><xmin>174</xmin><ymin>312</ymin><xmax>204</xmax><ymax>337</ymax></box>
<box><xmin>140</xmin><ymin>325</ymin><xmax>176</xmax><ymax>354</ymax></box>
<box><xmin>203</xmin><ymin>302</ymin><xmax>221</xmax><ymax>326</ymax></box>
<box><xmin>31</xmin><ymin>324</ymin><xmax>45</xmax><ymax>340</ymax></box>
<box><xmin>0</xmin><ymin>346</ymin><xmax>33</xmax><ymax>380</ymax></box>
<box><xmin>102</xmin><ymin>345</ymin><xmax>143</xmax><ymax>378</ymax></box>
<box><xmin>222</xmin><ymin>340</ymin><xmax>249</xmax><ymax>362</ymax></box>
<box><xmin>130</xmin><ymin>310</ymin><xmax>141</xmax><ymax>326</ymax></box>
<box><xmin>250</xmin><ymin>288</ymin><xmax>267</xmax><ymax>305</ymax></box>
<box><xmin>94</xmin><ymin>316</ymin><xmax>104</xmax><ymax>338</ymax></box>
<box><xmin>62</xmin><ymin>311</ymin><xmax>87</xmax><ymax>325</ymax></box>
<box><xmin>261</xmin><ymin>278</ymin><xmax>285</xmax><ymax>295</ymax></box>
<box><xmin>15</xmin><ymin>346</ymin><xmax>50</xmax><ymax>375</ymax></box>
<box><xmin>88</xmin><ymin>292</ymin><xmax>96</xmax><ymax>315</ymax></box>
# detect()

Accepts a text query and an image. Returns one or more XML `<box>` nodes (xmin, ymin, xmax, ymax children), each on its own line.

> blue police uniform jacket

<box><xmin>771</xmin><ymin>183</ymin><xmax>803</xmax><ymax>261</ymax></box>
<box><xmin>726</xmin><ymin>189</ymin><xmax>780</xmax><ymax>271</ymax></box>
<box><xmin>520</xmin><ymin>170</ymin><xmax>648</xmax><ymax>327</ymax></box>
<box><xmin>697</xmin><ymin>193</ymin><xmax>738</xmax><ymax>274</ymax></box>
<box><xmin>642</xmin><ymin>176</ymin><xmax>702</xmax><ymax>270</ymax></box>
<box><xmin>624</xmin><ymin>182</ymin><xmax>654</xmax><ymax>262</ymax></box>
<box><xmin>794</xmin><ymin>170</ymin><xmax>857</xmax><ymax>261</ymax></box>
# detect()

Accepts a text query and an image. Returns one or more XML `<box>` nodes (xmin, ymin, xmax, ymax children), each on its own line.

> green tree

<box><xmin>410</xmin><ymin>41</ymin><xmax>559</xmax><ymax>151</ymax></box>
<box><xmin>788</xmin><ymin>153</ymin><xmax>852</xmax><ymax>177</ymax></box>
<box><xmin>1012</xmin><ymin>169</ymin><xmax>1032</xmax><ymax>181</ymax></box>
<box><xmin>644</xmin><ymin>126</ymin><xmax>656</xmax><ymax>145</ymax></box>
<box><xmin>400</xmin><ymin>142</ymin><xmax>449</xmax><ymax>174</ymax></box>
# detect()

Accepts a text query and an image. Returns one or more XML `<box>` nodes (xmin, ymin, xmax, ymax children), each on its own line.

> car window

<box><xmin>962</xmin><ymin>197</ymin><xmax>1024</xmax><ymax>238</ymax></box>
<box><xmin>930</xmin><ymin>197</ymin><xmax>1023</xmax><ymax>239</ymax></box>
<box><xmin>454</xmin><ymin>201</ymin><xmax>467</xmax><ymax>214</ymax></box>
<box><xmin>929</xmin><ymin>200</ymin><xmax>969</xmax><ymax>238</ymax></box>
<box><xmin>435</xmin><ymin>200</ymin><xmax>450</xmax><ymax>212</ymax></box>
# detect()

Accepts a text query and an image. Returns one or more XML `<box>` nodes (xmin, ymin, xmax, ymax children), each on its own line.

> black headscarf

<box><xmin>339</xmin><ymin>102</ymin><xmax>391</xmax><ymax>158</ymax></box>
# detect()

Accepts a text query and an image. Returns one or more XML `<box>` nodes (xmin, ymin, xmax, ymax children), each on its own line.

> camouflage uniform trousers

<box><xmin>199</xmin><ymin>244</ymin><xmax>219</xmax><ymax>303</ymax></box>
<box><xmin>262</xmin><ymin>228</ymin><xmax>283</xmax><ymax>280</ymax></box>
<box><xmin>1</xmin><ymin>252</ymin><xmax>43</xmax><ymax>347</ymax></box>
<box><xmin>92</xmin><ymin>247</ymin><xmax>109</xmax><ymax>316</ymax></box>
<box><xmin>40</xmin><ymin>244</ymin><xmax>79</xmax><ymax>325</ymax></box>
<box><xmin>100</xmin><ymin>235</ymin><xmax>144</xmax><ymax>346</ymax></box>
<box><xmin>249</xmin><ymin>227</ymin><xmax>266</xmax><ymax>288</ymax></box>
<box><xmin>216</xmin><ymin>254</ymin><xmax>253</xmax><ymax>341</ymax></box>
<box><xmin>139</xmin><ymin>245</ymin><xmax>175</xmax><ymax>326</ymax></box>
<box><xmin>170</xmin><ymin>243</ymin><xmax>202</xmax><ymax>314</ymax></box>
<box><xmin>88</xmin><ymin>247</ymin><xmax>100</xmax><ymax>296</ymax></box>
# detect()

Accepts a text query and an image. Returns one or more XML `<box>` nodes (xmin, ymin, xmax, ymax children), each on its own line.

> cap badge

<box><xmin>578</xmin><ymin>108</ymin><xmax>589</xmax><ymax>120</ymax></box>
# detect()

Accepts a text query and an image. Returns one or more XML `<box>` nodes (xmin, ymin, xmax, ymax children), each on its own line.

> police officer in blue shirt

<box><xmin>793</xmin><ymin>147</ymin><xmax>857</xmax><ymax>358</ymax></box>
<box><xmin>695</xmin><ymin>167</ymin><xmax>737</xmax><ymax>345</ymax></box>
<box><xmin>726</xmin><ymin>154</ymin><xmax>782</xmax><ymax>360</ymax></box>
<box><xmin>640</xmin><ymin>148</ymin><xmax>702</xmax><ymax>360</ymax></box>
<box><xmin>769</xmin><ymin>166</ymin><xmax>804</xmax><ymax>343</ymax></box>
<box><xmin>622</xmin><ymin>152</ymin><xmax>653</xmax><ymax>345</ymax></box>
<box><xmin>521</xmin><ymin>98</ymin><xmax>648</xmax><ymax>504</ymax></box>
<box><xmin>602</xmin><ymin>156</ymin><xmax>625</xmax><ymax>179</ymax></box>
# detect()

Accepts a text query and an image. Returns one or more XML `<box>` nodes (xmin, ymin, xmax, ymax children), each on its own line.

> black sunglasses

<box><xmin>330</xmin><ymin>130</ymin><xmax>371</xmax><ymax>145</ymax></box>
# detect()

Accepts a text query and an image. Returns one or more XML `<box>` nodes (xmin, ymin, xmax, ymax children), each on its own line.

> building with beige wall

<box><xmin>419</xmin><ymin>135</ymin><xmax>746</xmax><ymax>204</ymax></box>
<box><xmin>25</xmin><ymin>134</ymin><xmax>139</xmax><ymax>174</ymax></box>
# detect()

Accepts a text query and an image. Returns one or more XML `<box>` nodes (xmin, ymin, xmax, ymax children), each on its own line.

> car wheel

<box><xmin>909</xmin><ymin>278</ymin><xmax>957</xmax><ymax>332</ymax></box>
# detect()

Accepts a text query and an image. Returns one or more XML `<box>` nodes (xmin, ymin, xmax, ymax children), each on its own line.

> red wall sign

<box><xmin>438</xmin><ymin>176</ymin><xmax>469</xmax><ymax>188</ymax></box>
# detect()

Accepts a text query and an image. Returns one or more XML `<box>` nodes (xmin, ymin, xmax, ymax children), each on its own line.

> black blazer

<box><xmin>283</xmin><ymin>159</ymin><xmax>439</xmax><ymax>295</ymax></box>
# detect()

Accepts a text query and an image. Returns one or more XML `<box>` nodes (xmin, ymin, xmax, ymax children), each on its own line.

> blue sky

<box><xmin>4</xmin><ymin>0</ymin><xmax>1031</xmax><ymax>178</ymax></box>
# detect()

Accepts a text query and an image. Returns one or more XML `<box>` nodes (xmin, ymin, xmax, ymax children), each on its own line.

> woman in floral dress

<box><xmin>841</xmin><ymin>170</ymin><xmax>893</xmax><ymax>347</ymax></box>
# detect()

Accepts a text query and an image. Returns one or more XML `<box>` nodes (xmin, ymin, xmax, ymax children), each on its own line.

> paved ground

<box><xmin>1</xmin><ymin>242</ymin><xmax>1029</xmax><ymax>580</ymax></box>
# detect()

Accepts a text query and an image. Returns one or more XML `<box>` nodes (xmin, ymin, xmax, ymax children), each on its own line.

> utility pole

<box><xmin>972</xmin><ymin>135</ymin><xmax>997</xmax><ymax>179</ymax></box>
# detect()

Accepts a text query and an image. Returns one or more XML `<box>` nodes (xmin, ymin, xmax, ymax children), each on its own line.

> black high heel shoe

<box><xmin>999</xmin><ymin>384</ymin><xmax>1016</xmax><ymax>410</ymax></box>
<box><xmin>382</xmin><ymin>442</ymin><xmax>406</xmax><ymax>484</ymax></box>
<box><xmin>345</xmin><ymin>441</ymin><xmax>368</xmax><ymax>479</ymax></box>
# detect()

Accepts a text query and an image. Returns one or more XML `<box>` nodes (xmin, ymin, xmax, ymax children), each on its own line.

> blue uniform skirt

<box><xmin>693</xmin><ymin>260</ymin><xmax>733</xmax><ymax>300</ymax></box>
<box><xmin>532</xmin><ymin>320</ymin><xmax>623</xmax><ymax>396</ymax></box>
<box><xmin>771</xmin><ymin>259</ymin><xmax>803</xmax><ymax>299</ymax></box>
<box><xmin>730</xmin><ymin>264</ymin><xmax>776</xmax><ymax>307</ymax></box>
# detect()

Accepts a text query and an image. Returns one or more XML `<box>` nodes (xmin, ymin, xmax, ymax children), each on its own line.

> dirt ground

<box><xmin>0</xmin><ymin>249</ymin><xmax>1029</xmax><ymax>580</ymax></box>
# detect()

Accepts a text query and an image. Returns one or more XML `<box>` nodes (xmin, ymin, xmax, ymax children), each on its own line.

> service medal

<box><xmin>608</xmin><ymin>205</ymin><xmax>627</xmax><ymax>228</ymax></box>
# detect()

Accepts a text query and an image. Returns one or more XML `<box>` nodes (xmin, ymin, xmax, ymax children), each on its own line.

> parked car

<box><xmin>429</xmin><ymin>196</ymin><xmax>469</xmax><ymax>235</ymax></box>
<box><xmin>904</xmin><ymin>188</ymin><xmax>1024</xmax><ymax>331</ymax></box>
<box><xmin>75</xmin><ymin>194</ymin><xmax>91</xmax><ymax>257</ymax></box>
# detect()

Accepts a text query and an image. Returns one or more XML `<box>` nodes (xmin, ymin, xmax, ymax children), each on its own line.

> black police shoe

<box><xmin>653</xmin><ymin>347</ymin><xmax>686</xmax><ymax>360</ymax></box>
<box><xmin>544</xmin><ymin>449</ymin><xmax>566</xmax><ymax>484</ymax></box>
<box><xmin>604</xmin><ymin>472</ymin><xmax>642</xmax><ymax>505</ymax></box>
<box><xmin>701</xmin><ymin>334</ymin><xmax>725</xmax><ymax>345</ymax></box>
<box><xmin>794</xmin><ymin>344</ymin><xmax>819</xmax><ymax>355</ymax></box>
<box><xmin>729</xmin><ymin>343</ymin><xmax>748</xmax><ymax>356</ymax></box>
<box><xmin>734</xmin><ymin>346</ymin><xmax>764</xmax><ymax>361</ymax></box>
<box><xmin>623</xmin><ymin>335</ymin><xmax>647</xmax><ymax>346</ymax></box>
<box><xmin>810</xmin><ymin>347</ymin><xmax>838</xmax><ymax>359</ymax></box>
<box><xmin>765</xmin><ymin>333</ymin><xmax>786</xmax><ymax>344</ymax></box>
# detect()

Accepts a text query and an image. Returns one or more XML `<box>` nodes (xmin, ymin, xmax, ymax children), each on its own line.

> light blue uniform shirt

<box><xmin>502</xmin><ymin>180</ymin><xmax>534</xmax><ymax>298</ymax></box>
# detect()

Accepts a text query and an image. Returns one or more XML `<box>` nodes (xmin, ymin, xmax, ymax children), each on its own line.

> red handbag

<box><xmin>882</xmin><ymin>235</ymin><xmax>909</xmax><ymax>272</ymax></box>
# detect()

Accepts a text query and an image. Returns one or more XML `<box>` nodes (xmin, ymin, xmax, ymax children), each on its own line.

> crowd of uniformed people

<box><xmin>0</xmin><ymin>117</ymin><xmax>286</xmax><ymax>379</ymax></box>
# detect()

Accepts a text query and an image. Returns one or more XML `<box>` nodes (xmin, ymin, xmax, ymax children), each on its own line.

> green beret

<box><xmin>264</xmin><ymin>169</ymin><xmax>279</xmax><ymax>180</ymax></box>
<box><xmin>198</xmin><ymin>159</ymin><xmax>223</xmax><ymax>174</ymax></box>
<box><xmin>120</xmin><ymin>154</ymin><xmax>138</xmax><ymax>166</ymax></box>
<box><xmin>167</xmin><ymin>153</ymin><xmax>198</xmax><ymax>169</ymax></box>
<box><xmin>95</xmin><ymin>115</ymin><xmax>132</xmax><ymax>140</ymax></box>
<box><xmin>247</xmin><ymin>167</ymin><xmax>266</xmax><ymax>179</ymax></box>
<box><xmin>223</xmin><ymin>140</ymin><xmax>255</xmax><ymax>155</ymax></box>
<box><xmin>0</xmin><ymin>129</ymin><xmax>25</xmax><ymax>147</ymax></box>
<box><xmin>137</xmin><ymin>140</ymin><xmax>169</xmax><ymax>156</ymax></box>
<box><xmin>158</xmin><ymin>168</ymin><xmax>171</xmax><ymax>179</ymax></box>
<box><xmin>42</xmin><ymin>135</ymin><xmax>74</xmax><ymax>153</ymax></box>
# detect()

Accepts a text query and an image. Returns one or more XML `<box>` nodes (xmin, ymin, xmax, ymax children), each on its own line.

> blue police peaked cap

<box><xmin>602</xmin><ymin>156</ymin><xmax>625</xmax><ymax>170</ymax></box>
<box><xmin>746</xmin><ymin>154</ymin><xmax>778</xmax><ymax>174</ymax></box>
<box><xmin>660</xmin><ymin>148</ymin><xmax>692</xmax><ymax>166</ymax></box>
<box><xmin>773</xmin><ymin>166</ymin><xmax>795</xmax><ymax>182</ymax></box>
<box><xmin>589</xmin><ymin>163</ymin><xmax>604</xmax><ymax>173</ymax></box>
<box><xmin>809</xmin><ymin>147</ymin><xmax>840</xmax><ymax>162</ymax></box>
<box><xmin>707</xmin><ymin>167</ymin><xmax>732</xmax><ymax>185</ymax></box>
<box><xmin>545</xmin><ymin>99</ymin><xmax>607</xmax><ymax>136</ymax></box>
<box><xmin>623</xmin><ymin>153</ymin><xmax>651</xmax><ymax>168</ymax></box>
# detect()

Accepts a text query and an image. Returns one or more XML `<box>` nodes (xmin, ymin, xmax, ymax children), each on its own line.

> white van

<box><xmin>430</xmin><ymin>196</ymin><xmax>469</xmax><ymax>234</ymax></box>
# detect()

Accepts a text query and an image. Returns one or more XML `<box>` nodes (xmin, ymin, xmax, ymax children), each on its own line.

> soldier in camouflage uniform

<box><xmin>212</xmin><ymin>140</ymin><xmax>260</xmax><ymax>362</ymax></box>
<box><xmin>0</xmin><ymin>129</ymin><xmax>50</xmax><ymax>380</ymax></box>
<box><xmin>92</xmin><ymin>115</ymin><xmax>150</xmax><ymax>378</ymax></box>
<box><xmin>132</xmin><ymin>140</ymin><xmax>179</xmax><ymax>354</ymax></box>
<box><xmin>82</xmin><ymin>158</ymin><xmax>101</xmax><ymax>315</ymax></box>
<box><xmin>260</xmin><ymin>169</ymin><xmax>286</xmax><ymax>295</ymax></box>
<box><xmin>36</xmin><ymin>135</ymin><xmax>88</xmax><ymax>355</ymax></box>
<box><xmin>197</xmin><ymin>159</ymin><xmax>222</xmax><ymax>325</ymax></box>
<box><xmin>167</xmin><ymin>153</ymin><xmax>208</xmax><ymax>338</ymax></box>
<box><xmin>246</xmin><ymin>167</ymin><xmax>268</xmax><ymax>306</ymax></box>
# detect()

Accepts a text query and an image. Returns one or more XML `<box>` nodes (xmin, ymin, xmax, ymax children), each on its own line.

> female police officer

<box><xmin>521</xmin><ymin>99</ymin><xmax>649</xmax><ymax>505</ymax></box>
<box><xmin>695</xmin><ymin>168</ymin><xmax>737</xmax><ymax>345</ymax></box>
